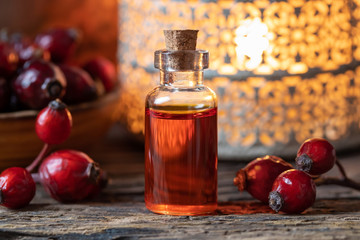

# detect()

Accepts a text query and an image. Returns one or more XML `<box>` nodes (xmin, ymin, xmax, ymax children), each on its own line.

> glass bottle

<box><xmin>144</xmin><ymin>45</ymin><xmax>218</xmax><ymax>215</ymax></box>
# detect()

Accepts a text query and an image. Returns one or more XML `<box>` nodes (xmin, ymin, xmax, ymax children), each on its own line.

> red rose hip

<box><xmin>10</xmin><ymin>34</ymin><xmax>50</xmax><ymax>66</ymax></box>
<box><xmin>59</xmin><ymin>64</ymin><xmax>97</xmax><ymax>104</ymax></box>
<box><xmin>269</xmin><ymin>169</ymin><xmax>316</xmax><ymax>214</ymax></box>
<box><xmin>35</xmin><ymin>28</ymin><xmax>79</xmax><ymax>63</ymax></box>
<box><xmin>36</xmin><ymin>99</ymin><xmax>72</xmax><ymax>145</ymax></box>
<box><xmin>39</xmin><ymin>150</ymin><xmax>101</xmax><ymax>202</ymax></box>
<box><xmin>0</xmin><ymin>167</ymin><xmax>36</xmax><ymax>209</ymax></box>
<box><xmin>83</xmin><ymin>56</ymin><xmax>117</xmax><ymax>93</ymax></box>
<box><xmin>233</xmin><ymin>155</ymin><xmax>293</xmax><ymax>203</ymax></box>
<box><xmin>296</xmin><ymin>138</ymin><xmax>336</xmax><ymax>175</ymax></box>
<box><xmin>12</xmin><ymin>59</ymin><xmax>66</xmax><ymax>109</ymax></box>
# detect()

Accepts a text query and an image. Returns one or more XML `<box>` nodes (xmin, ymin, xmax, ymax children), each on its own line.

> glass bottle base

<box><xmin>145</xmin><ymin>202</ymin><xmax>217</xmax><ymax>216</ymax></box>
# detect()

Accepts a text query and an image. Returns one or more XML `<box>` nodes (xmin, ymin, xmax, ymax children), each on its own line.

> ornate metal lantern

<box><xmin>118</xmin><ymin>0</ymin><xmax>360</xmax><ymax>159</ymax></box>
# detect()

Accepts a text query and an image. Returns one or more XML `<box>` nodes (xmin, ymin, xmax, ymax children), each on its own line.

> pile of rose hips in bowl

<box><xmin>0</xmin><ymin>27</ymin><xmax>114</xmax><ymax>209</ymax></box>
<box><xmin>0</xmin><ymin>98</ymin><xmax>107</xmax><ymax>209</ymax></box>
<box><xmin>234</xmin><ymin>138</ymin><xmax>360</xmax><ymax>214</ymax></box>
<box><xmin>0</xmin><ymin>27</ymin><xmax>117</xmax><ymax>112</ymax></box>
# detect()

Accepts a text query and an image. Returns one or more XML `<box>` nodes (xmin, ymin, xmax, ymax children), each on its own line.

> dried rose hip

<box><xmin>269</xmin><ymin>169</ymin><xmax>316</xmax><ymax>214</ymax></box>
<box><xmin>233</xmin><ymin>155</ymin><xmax>293</xmax><ymax>203</ymax></box>
<box><xmin>296</xmin><ymin>138</ymin><xmax>336</xmax><ymax>175</ymax></box>
<box><xmin>0</xmin><ymin>167</ymin><xmax>36</xmax><ymax>209</ymax></box>
<box><xmin>39</xmin><ymin>150</ymin><xmax>101</xmax><ymax>202</ymax></box>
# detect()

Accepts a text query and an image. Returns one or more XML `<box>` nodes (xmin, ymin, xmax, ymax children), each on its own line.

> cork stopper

<box><xmin>154</xmin><ymin>29</ymin><xmax>208</xmax><ymax>71</ymax></box>
<box><xmin>164</xmin><ymin>30</ymin><xmax>198</xmax><ymax>50</ymax></box>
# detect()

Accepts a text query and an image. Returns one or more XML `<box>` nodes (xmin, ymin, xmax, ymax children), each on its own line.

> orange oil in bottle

<box><xmin>144</xmin><ymin>107</ymin><xmax>218</xmax><ymax>215</ymax></box>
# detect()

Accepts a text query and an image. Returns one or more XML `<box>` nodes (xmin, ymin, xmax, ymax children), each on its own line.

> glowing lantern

<box><xmin>118</xmin><ymin>0</ymin><xmax>360</xmax><ymax>159</ymax></box>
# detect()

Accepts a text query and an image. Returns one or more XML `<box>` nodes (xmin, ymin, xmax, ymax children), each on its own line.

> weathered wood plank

<box><xmin>0</xmin><ymin>199</ymin><xmax>359</xmax><ymax>239</ymax></box>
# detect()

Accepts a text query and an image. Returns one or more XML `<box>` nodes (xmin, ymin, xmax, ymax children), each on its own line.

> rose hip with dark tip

<box><xmin>296</xmin><ymin>138</ymin><xmax>336</xmax><ymax>176</ymax></box>
<box><xmin>59</xmin><ymin>64</ymin><xmax>97</xmax><ymax>104</ymax></box>
<box><xmin>87</xmin><ymin>169</ymin><xmax>108</xmax><ymax>198</ymax></box>
<box><xmin>269</xmin><ymin>169</ymin><xmax>316</xmax><ymax>214</ymax></box>
<box><xmin>233</xmin><ymin>155</ymin><xmax>293</xmax><ymax>203</ymax></box>
<box><xmin>36</xmin><ymin>99</ymin><xmax>72</xmax><ymax>145</ymax></box>
<box><xmin>0</xmin><ymin>167</ymin><xmax>36</xmax><ymax>209</ymax></box>
<box><xmin>12</xmin><ymin>59</ymin><xmax>66</xmax><ymax>109</ymax></box>
<box><xmin>39</xmin><ymin>150</ymin><xmax>101</xmax><ymax>202</ymax></box>
<box><xmin>35</xmin><ymin>28</ymin><xmax>79</xmax><ymax>63</ymax></box>
<box><xmin>83</xmin><ymin>56</ymin><xmax>117</xmax><ymax>93</ymax></box>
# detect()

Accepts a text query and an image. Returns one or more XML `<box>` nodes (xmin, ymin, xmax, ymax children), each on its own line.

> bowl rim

<box><xmin>0</xmin><ymin>88</ymin><xmax>120</xmax><ymax>120</ymax></box>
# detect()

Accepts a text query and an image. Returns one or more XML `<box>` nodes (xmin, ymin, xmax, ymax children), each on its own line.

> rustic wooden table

<box><xmin>1</xmin><ymin>124</ymin><xmax>360</xmax><ymax>239</ymax></box>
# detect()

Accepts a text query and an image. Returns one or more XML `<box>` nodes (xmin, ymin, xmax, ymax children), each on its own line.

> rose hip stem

<box><xmin>315</xmin><ymin>158</ymin><xmax>360</xmax><ymax>191</ymax></box>
<box><xmin>315</xmin><ymin>177</ymin><xmax>360</xmax><ymax>191</ymax></box>
<box><xmin>335</xmin><ymin>159</ymin><xmax>348</xmax><ymax>179</ymax></box>
<box><xmin>26</xmin><ymin>143</ymin><xmax>50</xmax><ymax>173</ymax></box>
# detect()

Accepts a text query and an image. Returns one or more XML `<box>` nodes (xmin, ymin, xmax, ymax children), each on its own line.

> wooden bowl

<box><xmin>0</xmin><ymin>90</ymin><xmax>120</xmax><ymax>170</ymax></box>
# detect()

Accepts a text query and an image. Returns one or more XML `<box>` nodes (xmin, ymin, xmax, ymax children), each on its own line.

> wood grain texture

<box><xmin>0</xmin><ymin>127</ymin><xmax>359</xmax><ymax>239</ymax></box>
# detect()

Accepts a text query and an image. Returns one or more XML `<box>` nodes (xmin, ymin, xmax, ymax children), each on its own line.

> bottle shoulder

<box><xmin>146</xmin><ymin>84</ymin><xmax>217</xmax><ymax>111</ymax></box>
<box><xmin>146</xmin><ymin>85</ymin><xmax>217</xmax><ymax>98</ymax></box>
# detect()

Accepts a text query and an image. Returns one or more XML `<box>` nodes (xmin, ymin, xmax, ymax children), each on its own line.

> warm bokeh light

<box><xmin>118</xmin><ymin>0</ymin><xmax>360</xmax><ymax>159</ymax></box>
<box><xmin>234</xmin><ymin>18</ymin><xmax>270</xmax><ymax>71</ymax></box>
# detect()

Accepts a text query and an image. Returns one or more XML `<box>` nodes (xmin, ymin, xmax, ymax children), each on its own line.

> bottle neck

<box><xmin>160</xmin><ymin>70</ymin><xmax>203</xmax><ymax>86</ymax></box>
